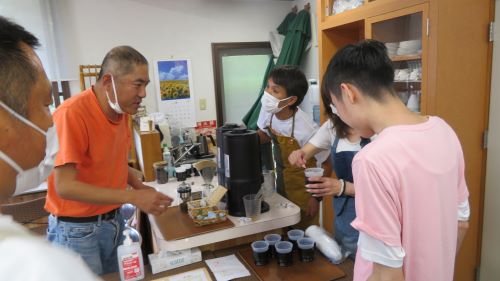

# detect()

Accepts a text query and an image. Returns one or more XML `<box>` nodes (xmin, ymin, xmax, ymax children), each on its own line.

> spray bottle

<box><xmin>117</xmin><ymin>228</ymin><xmax>144</xmax><ymax>281</ymax></box>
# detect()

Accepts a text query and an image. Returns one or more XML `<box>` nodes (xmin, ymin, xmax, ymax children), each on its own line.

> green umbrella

<box><xmin>277</xmin><ymin>11</ymin><xmax>297</xmax><ymax>35</ymax></box>
<box><xmin>275</xmin><ymin>9</ymin><xmax>311</xmax><ymax>67</ymax></box>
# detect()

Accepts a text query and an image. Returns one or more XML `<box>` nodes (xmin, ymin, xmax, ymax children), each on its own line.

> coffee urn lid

<box><xmin>225</xmin><ymin>128</ymin><xmax>255</xmax><ymax>137</ymax></box>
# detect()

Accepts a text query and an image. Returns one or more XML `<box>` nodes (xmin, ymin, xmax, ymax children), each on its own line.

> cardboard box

<box><xmin>148</xmin><ymin>247</ymin><xmax>202</xmax><ymax>274</ymax></box>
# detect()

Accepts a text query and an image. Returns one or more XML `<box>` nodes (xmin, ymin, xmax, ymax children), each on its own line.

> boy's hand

<box><xmin>289</xmin><ymin>149</ymin><xmax>307</xmax><ymax>168</ymax></box>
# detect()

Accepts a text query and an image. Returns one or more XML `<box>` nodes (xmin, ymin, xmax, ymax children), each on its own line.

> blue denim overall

<box><xmin>331</xmin><ymin>137</ymin><xmax>369</xmax><ymax>259</ymax></box>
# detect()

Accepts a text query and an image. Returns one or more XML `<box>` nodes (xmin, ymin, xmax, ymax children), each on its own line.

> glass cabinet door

<box><xmin>366</xmin><ymin>4</ymin><xmax>428</xmax><ymax>114</ymax></box>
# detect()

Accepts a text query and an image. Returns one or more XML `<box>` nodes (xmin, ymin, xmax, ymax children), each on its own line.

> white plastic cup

<box><xmin>264</xmin><ymin>234</ymin><xmax>282</xmax><ymax>246</ymax></box>
<box><xmin>243</xmin><ymin>194</ymin><xmax>262</xmax><ymax>221</ymax></box>
<box><xmin>275</xmin><ymin>241</ymin><xmax>293</xmax><ymax>254</ymax></box>
<box><xmin>304</xmin><ymin>168</ymin><xmax>324</xmax><ymax>187</ymax></box>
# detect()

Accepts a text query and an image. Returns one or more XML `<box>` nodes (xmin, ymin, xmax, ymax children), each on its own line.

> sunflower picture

<box><xmin>157</xmin><ymin>60</ymin><xmax>191</xmax><ymax>101</ymax></box>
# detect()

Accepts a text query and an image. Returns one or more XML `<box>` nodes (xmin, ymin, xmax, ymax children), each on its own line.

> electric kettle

<box><xmin>196</xmin><ymin>134</ymin><xmax>215</xmax><ymax>157</ymax></box>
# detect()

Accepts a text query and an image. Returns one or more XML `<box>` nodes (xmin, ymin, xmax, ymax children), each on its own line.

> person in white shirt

<box><xmin>257</xmin><ymin>66</ymin><xmax>329</xmax><ymax>229</ymax></box>
<box><xmin>289</xmin><ymin>92</ymin><xmax>370</xmax><ymax>259</ymax></box>
<box><xmin>0</xmin><ymin>16</ymin><xmax>100</xmax><ymax>281</ymax></box>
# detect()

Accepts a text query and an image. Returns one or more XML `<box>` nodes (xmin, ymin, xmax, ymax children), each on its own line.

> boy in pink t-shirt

<box><xmin>322</xmin><ymin>40</ymin><xmax>470</xmax><ymax>281</ymax></box>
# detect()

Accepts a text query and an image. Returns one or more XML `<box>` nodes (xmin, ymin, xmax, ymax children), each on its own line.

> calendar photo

<box><xmin>157</xmin><ymin>59</ymin><xmax>191</xmax><ymax>101</ymax></box>
<box><xmin>154</xmin><ymin>58</ymin><xmax>196</xmax><ymax>128</ymax></box>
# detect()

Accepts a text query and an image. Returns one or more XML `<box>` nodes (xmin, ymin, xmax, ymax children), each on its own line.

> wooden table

<box><xmin>102</xmin><ymin>244</ymin><xmax>353</xmax><ymax>281</ymax></box>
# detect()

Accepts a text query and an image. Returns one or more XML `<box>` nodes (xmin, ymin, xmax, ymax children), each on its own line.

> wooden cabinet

<box><xmin>133</xmin><ymin>126</ymin><xmax>163</xmax><ymax>182</ymax></box>
<box><xmin>317</xmin><ymin>0</ymin><xmax>493</xmax><ymax>280</ymax></box>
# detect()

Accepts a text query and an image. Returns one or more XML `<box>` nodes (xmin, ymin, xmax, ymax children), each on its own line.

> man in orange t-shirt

<box><xmin>45</xmin><ymin>46</ymin><xmax>173</xmax><ymax>275</ymax></box>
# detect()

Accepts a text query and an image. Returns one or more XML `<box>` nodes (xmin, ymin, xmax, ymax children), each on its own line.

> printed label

<box><xmin>218</xmin><ymin>147</ymin><xmax>221</xmax><ymax>168</ymax></box>
<box><xmin>121</xmin><ymin>252</ymin><xmax>142</xmax><ymax>280</ymax></box>
<box><xmin>224</xmin><ymin>154</ymin><xmax>230</xmax><ymax>178</ymax></box>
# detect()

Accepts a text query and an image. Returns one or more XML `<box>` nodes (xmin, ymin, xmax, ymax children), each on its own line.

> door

<box><xmin>211</xmin><ymin>42</ymin><xmax>272</xmax><ymax>126</ymax></box>
<box><xmin>480</xmin><ymin>1</ymin><xmax>500</xmax><ymax>279</ymax></box>
<box><xmin>365</xmin><ymin>3</ymin><xmax>428</xmax><ymax>115</ymax></box>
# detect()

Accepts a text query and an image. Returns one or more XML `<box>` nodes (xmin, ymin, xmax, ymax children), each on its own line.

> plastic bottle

<box><xmin>157</xmin><ymin>119</ymin><xmax>172</xmax><ymax>148</ymax></box>
<box><xmin>299</xmin><ymin>79</ymin><xmax>320</xmax><ymax>125</ymax></box>
<box><xmin>117</xmin><ymin>229</ymin><xmax>144</xmax><ymax>281</ymax></box>
<box><xmin>162</xmin><ymin>146</ymin><xmax>174</xmax><ymax>178</ymax></box>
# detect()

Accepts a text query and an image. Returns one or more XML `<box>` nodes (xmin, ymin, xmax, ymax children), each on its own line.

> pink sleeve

<box><xmin>351</xmin><ymin>157</ymin><xmax>402</xmax><ymax>247</ymax></box>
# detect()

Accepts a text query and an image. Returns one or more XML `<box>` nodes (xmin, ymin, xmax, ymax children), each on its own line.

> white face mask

<box><xmin>261</xmin><ymin>91</ymin><xmax>292</xmax><ymax>114</ymax></box>
<box><xmin>105</xmin><ymin>75</ymin><xmax>124</xmax><ymax>114</ymax></box>
<box><xmin>329</xmin><ymin>104</ymin><xmax>339</xmax><ymax>116</ymax></box>
<box><xmin>0</xmin><ymin>101</ymin><xmax>59</xmax><ymax>195</ymax></box>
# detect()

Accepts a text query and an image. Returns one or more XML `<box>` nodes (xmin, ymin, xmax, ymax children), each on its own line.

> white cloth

<box><xmin>458</xmin><ymin>199</ymin><xmax>471</xmax><ymax>221</ymax></box>
<box><xmin>258</xmin><ymin>108</ymin><xmax>329</xmax><ymax>164</ymax></box>
<box><xmin>358</xmin><ymin>231</ymin><xmax>406</xmax><ymax>268</ymax></box>
<box><xmin>0</xmin><ymin>215</ymin><xmax>101</xmax><ymax>281</ymax></box>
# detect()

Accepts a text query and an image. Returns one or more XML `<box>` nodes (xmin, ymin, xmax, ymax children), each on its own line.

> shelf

<box><xmin>390</xmin><ymin>54</ymin><xmax>422</xmax><ymax>61</ymax></box>
<box><xmin>394</xmin><ymin>81</ymin><xmax>421</xmax><ymax>91</ymax></box>
<box><xmin>320</xmin><ymin>0</ymin><xmax>426</xmax><ymax>30</ymax></box>
<box><xmin>394</xmin><ymin>80</ymin><xmax>421</xmax><ymax>83</ymax></box>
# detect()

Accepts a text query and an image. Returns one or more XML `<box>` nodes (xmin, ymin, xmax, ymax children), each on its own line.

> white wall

<box><xmin>2</xmin><ymin>0</ymin><xmax>320</xmax><ymax>123</ymax></box>
<box><xmin>294</xmin><ymin>0</ymin><xmax>319</xmax><ymax>82</ymax></box>
<box><xmin>0</xmin><ymin>0</ymin><xmax>56</xmax><ymax>79</ymax></box>
<box><xmin>47</xmin><ymin>0</ymin><xmax>300</xmax><ymax>122</ymax></box>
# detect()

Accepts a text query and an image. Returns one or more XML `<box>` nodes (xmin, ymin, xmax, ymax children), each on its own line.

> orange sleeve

<box><xmin>53</xmin><ymin>108</ymin><xmax>88</xmax><ymax>168</ymax></box>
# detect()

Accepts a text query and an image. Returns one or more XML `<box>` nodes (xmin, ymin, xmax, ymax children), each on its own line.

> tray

<box><xmin>153</xmin><ymin>206</ymin><xmax>234</xmax><ymax>241</ymax></box>
<box><xmin>238</xmin><ymin>246</ymin><xmax>345</xmax><ymax>281</ymax></box>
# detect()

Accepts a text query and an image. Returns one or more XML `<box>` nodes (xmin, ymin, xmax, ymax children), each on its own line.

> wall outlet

<box><xmin>199</xmin><ymin>98</ymin><xmax>207</xmax><ymax>110</ymax></box>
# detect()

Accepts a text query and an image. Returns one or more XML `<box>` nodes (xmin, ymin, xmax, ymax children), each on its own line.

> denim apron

<box><xmin>267</xmin><ymin>113</ymin><xmax>318</xmax><ymax>230</ymax></box>
<box><xmin>332</xmin><ymin>137</ymin><xmax>370</xmax><ymax>258</ymax></box>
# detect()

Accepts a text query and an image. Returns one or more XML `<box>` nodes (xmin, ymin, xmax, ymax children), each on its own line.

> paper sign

<box><xmin>204</xmin><ymin>254</ymin><xmax>250</xmax><ymax>281</ymax></box>
<box><xmin>207</xmin><ymin>186</ymin><xmax>227</xmax><ymax>207</ymax></box>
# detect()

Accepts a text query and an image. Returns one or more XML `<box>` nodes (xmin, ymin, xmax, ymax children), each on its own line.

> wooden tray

<box><xmin>153</xmin><ymin>206</ymin><xmax>234</xmax><ymax>241</ymax></box>
<box><xmin>238</xmin><ymin>247</ymin><xmax>345</xmax><ymax>281</ymax></box>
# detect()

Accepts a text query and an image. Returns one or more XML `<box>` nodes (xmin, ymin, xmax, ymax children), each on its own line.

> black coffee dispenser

<box><xmin>223</xmin><ymin>128</ymin><xmax>268</xmax><ymax>217</ymax></box>
<box><xmin>216</xmin><ymin>123</ymin><xmax>241</xmax><ymax>187</ymax></box>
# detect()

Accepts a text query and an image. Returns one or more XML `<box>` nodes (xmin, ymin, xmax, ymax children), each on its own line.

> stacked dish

<box><xmin>397</xmin><ymin>39</ymin><xmax>422</xmax><ymax>55</ymax></box>
<box><xmin>385</xmin><ymin>42</ymin><xmax>399</xmax><ymax>56</ymax></box>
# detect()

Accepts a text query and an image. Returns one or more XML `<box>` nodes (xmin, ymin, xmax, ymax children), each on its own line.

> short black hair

<box><xmin>98</xmin><ymin>46</ymin><xmax>148</xmax><ymax>81</ymax></box>
<box><xmin>0</xmin><ymin>16</ymin><xmax>41</xmax><ymax>117</ymax></box>
<box><xmin>323</xmin><ymin>39</ymin><xmax>395</xmax><ymax>101</ymax></box>
<box><xmin>268</xmin><ymin>65</ymin><xmax>308</xmax><ymax>109</ymax></box>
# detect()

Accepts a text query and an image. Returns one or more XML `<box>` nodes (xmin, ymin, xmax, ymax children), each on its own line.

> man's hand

<box><xmin>306</xmin><ymin>196</ymin><xmax>319</xmax><ymax>217</ymax></box>
<box><xmin>131</xmin><ymin>189</ymin><xmax>173</xmax><ymax>216</ymax></box>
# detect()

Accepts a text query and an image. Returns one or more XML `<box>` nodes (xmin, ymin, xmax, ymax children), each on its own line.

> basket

<box><xmin>187</xmin><ymin>199</ymin><xmax>217</xmax><ymax>219</ymax></box>
<box><xmin>187</xmin><ymin>186</ymin><xmax>228</xmax><ymax>226</ymax></box>
<box><xmin>191</xmin><ymin>210</ymin><xmax>228</xmax><ymax>226</ymax></box>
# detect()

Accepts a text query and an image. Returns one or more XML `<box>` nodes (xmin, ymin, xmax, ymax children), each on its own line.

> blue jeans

<box><xmin>47</xmin><ymin>211</ymin><xmax>126</xmax><ymax>275</ymax></box>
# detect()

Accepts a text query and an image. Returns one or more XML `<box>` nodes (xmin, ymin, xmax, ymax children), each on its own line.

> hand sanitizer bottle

<box><xmin>118</xmin><ymin>229</ymin><xmax>144</xmax><ymax>281</ymax></box>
